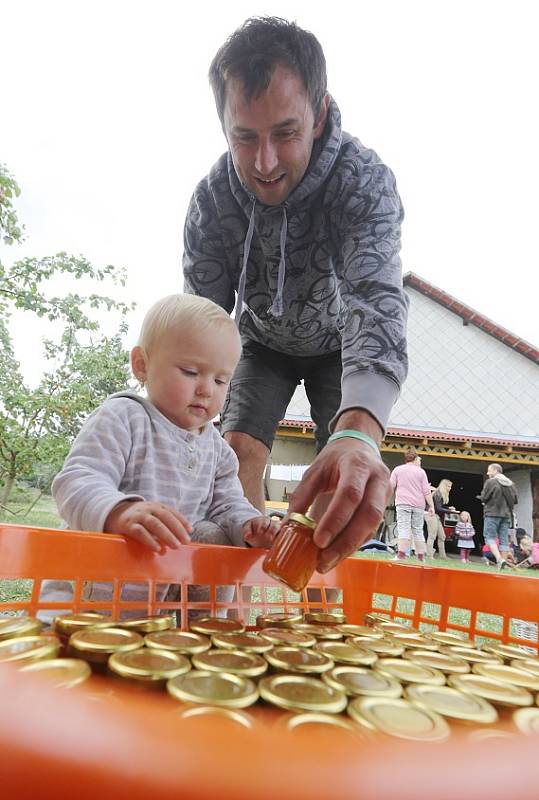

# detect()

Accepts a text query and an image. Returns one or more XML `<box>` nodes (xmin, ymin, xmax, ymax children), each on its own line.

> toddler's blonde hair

<box><xmin>138</xmin><ymin>294</ymin><xmax>238</xmax><ymax>356</ymax></box>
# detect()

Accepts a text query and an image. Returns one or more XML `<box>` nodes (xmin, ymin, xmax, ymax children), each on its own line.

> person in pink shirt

<box><xmin>389</xmin><ymin>447</ymin><xmax>435</xmax><ymax>561</ymax></box>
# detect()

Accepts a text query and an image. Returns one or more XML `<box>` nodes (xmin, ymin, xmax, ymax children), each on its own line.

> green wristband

<box><xmin>327</xmin><ymin>429</ymin><xmax>380</xmax><ymax>457</ymax></box>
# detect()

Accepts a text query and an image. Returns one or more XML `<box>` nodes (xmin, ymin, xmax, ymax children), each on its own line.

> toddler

<box><xmin>455</xmin><ymin>510</ymin><xmax>475</xmax><ymax>563</ymax></box>
<box><xmin>43</xmin><ymin>294</ymin><xmax>277</xmax><ymax>615</ymax></box>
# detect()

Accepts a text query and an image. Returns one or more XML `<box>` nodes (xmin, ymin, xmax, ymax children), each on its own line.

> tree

<box><xmin>0</xmin><ymin>162</ymin><xmax>135</xmax><ymax>505</ymax></box>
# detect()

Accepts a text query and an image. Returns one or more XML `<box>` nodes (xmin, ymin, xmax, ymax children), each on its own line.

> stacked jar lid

<box><xmin>4</xmin><ymin>609</ymin><xmax>539</xmax><ymax>739</ymax></box>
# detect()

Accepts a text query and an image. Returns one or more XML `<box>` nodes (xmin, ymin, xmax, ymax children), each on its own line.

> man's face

<box><xmin>223</xmin><ymin>63</ymin><xmax>328</xmax><ymax>206</ymax></box>
<box><xmin>487</xmin><ymin>465</ymin><xmax>497</xmax><ymax>478</ymax></box>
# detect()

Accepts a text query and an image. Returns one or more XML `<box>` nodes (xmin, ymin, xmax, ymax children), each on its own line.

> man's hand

<box><xmin>287</xmin><ymin>438</ymin><xmax>391</xmax><ymax>573</ymax></box>
<box><xmin>104</xmin><ymin>500</ymin><xmax>192</xmax><ymax>553</ymax></box>
<box><xmin>243</xmin><ymin>516</ymin><xmax>280</xmax><ymax>549</ymax></box>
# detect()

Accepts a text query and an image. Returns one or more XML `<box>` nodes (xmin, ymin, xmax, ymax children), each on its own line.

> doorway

<box><xmin>426</xmin><ymin>467</ymin><xmax>485</xmax><ymax>550</ymax></box>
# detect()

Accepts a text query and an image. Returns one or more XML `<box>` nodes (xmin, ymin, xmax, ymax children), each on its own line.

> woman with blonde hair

<box><xmin>426</xmin><ymin>479</ymin><xmax>456</xmax><ymax>558</ymax></box>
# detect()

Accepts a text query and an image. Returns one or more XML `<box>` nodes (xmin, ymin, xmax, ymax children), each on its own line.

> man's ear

<box><xmin>313</xmin><ymin>93</ymin><xmax>330</xmax><ymax>140</ymax></box>
<box><xmin>131</xmin><ymin>346</ymin><xmax>147</xmax><ymax>384</ymax></box>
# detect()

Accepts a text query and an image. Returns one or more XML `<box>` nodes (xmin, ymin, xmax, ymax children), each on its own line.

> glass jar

<box><xmin>262</xmin><ymin>513</ymin><xmax>319</xmax><ymax>592</ymax></box>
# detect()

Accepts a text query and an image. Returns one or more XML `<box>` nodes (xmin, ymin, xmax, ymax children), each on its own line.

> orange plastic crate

<box><xmin>1</xmin><ymin>523</ymin><xmax>539</xmax><ymax>799</ymax></box>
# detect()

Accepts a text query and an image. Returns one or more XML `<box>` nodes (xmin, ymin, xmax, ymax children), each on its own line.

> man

<box><xmin>389</xmin><ymin>448</ymin><xmax>434</xmax><ymax>562</ymax></box>
<box><xmin>183</xmin><ymin>17</ymin><xmax>408</xmax><ymax>572</ymax></box>
<box><xmin>479</xmin><ymin>463</ymin><xmax>518</xmax><ymax>570</ymax></box>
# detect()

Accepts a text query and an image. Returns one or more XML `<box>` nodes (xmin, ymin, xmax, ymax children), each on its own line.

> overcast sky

<box><xmin>2</xmin><ymin>0</ymin><xmax>538</xmax><ymax>384</ymax></box>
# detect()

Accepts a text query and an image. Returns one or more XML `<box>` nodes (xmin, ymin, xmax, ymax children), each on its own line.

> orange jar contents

<box><xmin>262</xmin><ymin>513</ymin><xmax>319</xmax><ymax>593</ymax></box>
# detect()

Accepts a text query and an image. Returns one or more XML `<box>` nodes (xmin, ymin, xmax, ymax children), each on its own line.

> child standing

<box><xmin>455</xmin><ymin>511</ymin><xmax>475</xmax><ymax>563</ymax></box>
<box><xmin>44</xmin><ymin>294</ymin><xmax>277</xmax><ymax>614</ymax></box>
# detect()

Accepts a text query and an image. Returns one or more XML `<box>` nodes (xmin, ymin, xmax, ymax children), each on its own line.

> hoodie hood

<box><xmin>495</xmin><ymin>474</ymin><xmax>514</xmax><ymax>486</ymax></box>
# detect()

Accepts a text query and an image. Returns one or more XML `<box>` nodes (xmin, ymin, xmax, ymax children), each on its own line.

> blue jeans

<box><xmin>484</xmin><ymin>516</ymin><xmax>511</xmax><ymax>549</ymax></box>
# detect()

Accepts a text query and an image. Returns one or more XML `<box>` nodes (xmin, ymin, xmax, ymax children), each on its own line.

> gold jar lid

<box><xmin>482</xmin><ymin>643</ymin><xmax>535</xmax><ymax>662</ymax></box>
<box><xmin>189</xmin><ymin>617</ymin><xmax>245</xmax><ymax>635</ymax></box>
<box><xmin>337</xmin><ymin>624</ymin><xmax>384</xmax><ymax>639</ymax></box>
<box><xmin>427</xmin><ymin>631</ymin><xmax>475</xmax><ymax>647</ymax></box>
<box><xmin>0</xmin><ymin>635</ymin><xmax>61</xmax><ymax>664</ymax></box>
<box><xmin>512</xmin><ymin>707</ymin><xmax>539</xmax><ymax>735</ymax></box>
<box><xmin>347</xmin><ymin>696</ymin><xmax>450</xmax><ymax>742</ymax></box>
<box><xmin>0</xmin><ymin>616</ymin><xmax>43</xmax><ymax>640</ymax></box>
<box><xmin>256</xmin><ymin>612</ymin><xmax>303</xmax><ymax>629</ymax></box>
<box><xmin>314</xmin><ymin>641</ymin><xmax>377</xmax><ymax>667</ymax></box>
<box><xmin>403</xmin><ymin>649</ymin><xmax>471</xmax><ymax>674</ymax></box>
<box><xmin>211</xmin><ymin>631</ymin><xmax>273</xmax><ymax>653</ymax></box>
<box><xmin>448</xmin><ymin>673</ymin><xmax>534</xmax><ymax>707</ymax></box>
<box><xmin>167</xmin><ymin>670</ymin><xmax>259</xmax><ymax>708</ymax></box>
<box><xmin>294</xmin><ymin>624</ymin><xmax>343</xmax><ymax>640</ymax></box>
<box><xmin>265</xmin><ymin>646</ymin><xmax>334</xmax><ymax>674</ymax></box>
<box><xmin>364</xmin><ymin>612</ymin><xmax>391</xmax><ymax>626</ymax></box>
<box><xmin>375</xmin><ymin>621</ymin><xmax>415</xmax><ymax>635</ymax></box>
<box><xmin>179</xmin><ymin>704</ymin><xmax>257</xmax><ymax>730</ymax></box>
<box><xmin>258</xmin><ymin>628</ymin><xmax>317</xmax><ymax>648</ymax></box>
<box><xmin>68</xmin><ymin>628</ymin><xmax>143</xmax><ymax>664</ymax></box>
<box><xmin>53</xmin><ymin>612</ymin><xmax>113</xmax><ymax>638</ymax></box>
<box><xmin>405</xmin><ymin>684</ymin><xmax>498</xmax><ymax>725</ymax></box>
<box><xmin>145</xmin><ymin>630</ymin><xmax>211</xmax><ymax>655</ymax></box>
<box><xmin>472</xmin><ymin>662</ymin><xmax>539</xmax><ymax>691</ymax></box>
<box><xmin>258</xmin><ymin>674</ymin><xmax>347</xmax><ymax>714</ymax></box>
<box><xmin>375</xmin><ymin>658</ymin><xmax>446</xmax><ymax>686</ymax></box>
<box><xmin>510</xmin><ymin>657</ymin><xmax>539</xmax><ymax>677</ymax></box>
<box><xmin>390</xmin><ymin>634</ymin><xmax>439</xmax><ymax>651</ymax></box>
<box><xmin>439</xmin><ymin>645</ymin><xmax>503</xmax><ymax>664</ymax></box>
<box><xmin>288</xmin><ymin>512</ymin><xmax>316</xmax><ymax>529</ymax></box>
<box><xmin>109</xmin><ymin>647</ymin><xmax>190</xmax><ymax>682</ymax></box>
<box><xmin>20</xmin><ymin>657</ymin><xmax>92</xmax><ymax>688</ymax></box>
<box><xmin>322</xmin><ymin>666</ymin><xmax>402</xmax><ymax>698</ymax></box>
<box><xmin>192</xmin><ymin>648</ymin><xmax>268</xmax><ymax>678</ymax></box>
<box><xmin>304</xmin><ymin>612</ymin><xmax>347</xmax><ymax>626</ymax></box>
<box><xmin>348</xmin><ymin>637</ymin><xmax>405</xmax><ymax>657</ymax></box>
<box><xmin>278</xmin><ymin>712</ymin><xmax>359</xmax><ymax>734</ymax></box>
<box><xmin>117</xmin><ymin>615</ymin><xmax>175</xmax><ymax>634</ymax></box>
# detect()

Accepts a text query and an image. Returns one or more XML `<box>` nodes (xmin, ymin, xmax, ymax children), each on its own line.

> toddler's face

<box><xmin>136</xmin><ymin>323</ymin><xmax>241</xmax><ymax>431</ymax></box>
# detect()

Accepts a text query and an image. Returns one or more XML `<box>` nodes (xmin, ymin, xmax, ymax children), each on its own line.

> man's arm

<box><xmin>182</xmin><ymin>179</ymin><xmax>236</xmax><ymax>310</ymax></box>
<box><xmin>288</xmin><ymin>164</ymin><xmax>407</xmax><ymax>572</ymax></box>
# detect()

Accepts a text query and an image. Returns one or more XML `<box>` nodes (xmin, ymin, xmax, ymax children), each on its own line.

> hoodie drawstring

<box><xmin>234</xmin><ymin>204</ymin><xmax>288</xmax><ymax>324</ymax></box>
<box><xmin>234</xmin><ymin>202</ymin><xmax>256</xmax><ymax>325</ymax></box>
<box><xmin>268</xmin><ymin>207</ymin><xmax>288</xmax><ymax>317</ymax></box>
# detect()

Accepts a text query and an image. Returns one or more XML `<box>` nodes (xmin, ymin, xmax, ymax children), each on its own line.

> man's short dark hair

<box><xmin>209</xmin><ymin>16</ymin><xmax>327</xmax><ymax>125</ymax></box>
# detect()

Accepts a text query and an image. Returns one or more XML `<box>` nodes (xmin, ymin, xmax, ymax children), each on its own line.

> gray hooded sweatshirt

<box><xmin>480</xmin><ymin>474</ymin><xmax>518</xmax><ymax>519</ymax></box>
<box><xmin>183</xmin><ymin>99</ymin><xmax>408</xmax><ymax>431</ymax></box>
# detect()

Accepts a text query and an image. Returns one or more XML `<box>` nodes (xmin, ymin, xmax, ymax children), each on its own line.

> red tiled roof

<box><xmin>404</xmin><ymin>272</ymin><xmax>539</xmax><ymax>364</ymax></box>
<box><xmin>278</xmin><ymin>418</ymin><xmax>539</xmax><ymax>450</ymax></box>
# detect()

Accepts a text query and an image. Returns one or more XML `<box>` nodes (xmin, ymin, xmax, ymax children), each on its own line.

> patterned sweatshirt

<box><xmin>183</xmin><ymin>99</ymin><xmax>408</xmax><ymax>431</ymax></box>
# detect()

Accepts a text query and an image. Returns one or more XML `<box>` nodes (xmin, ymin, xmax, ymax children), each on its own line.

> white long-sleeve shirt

<box><xmin>52</xmin><ymin>392</ymin><xmax>260</xmax><ymax>546</ymax></box>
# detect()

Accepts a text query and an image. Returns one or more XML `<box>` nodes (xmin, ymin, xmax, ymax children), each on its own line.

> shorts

<box><xmin>483</xmin><ymin>516</ymin><xmax>511</xmax><ymax>549</ymax></box>
<box><xmin>220</xmin><ymin>338</ymin><xmax>342</xmax><ymax>453</ymax></box>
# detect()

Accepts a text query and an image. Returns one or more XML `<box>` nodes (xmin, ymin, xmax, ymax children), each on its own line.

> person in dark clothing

<box><xmin>479</xmin><ymin>463</ymin><xmax>518</xmax><ymax>570</ymax></box>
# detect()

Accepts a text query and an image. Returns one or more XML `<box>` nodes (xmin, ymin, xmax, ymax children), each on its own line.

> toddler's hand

<box><xmin>104</xmin><ymin>500</ymin><xmax>192</xmax><ymax>553</ymax></box>
<box><xmin>243</xmin><ymin>516</ymin><xmax>280</xmax><ymax>549</ymax></box>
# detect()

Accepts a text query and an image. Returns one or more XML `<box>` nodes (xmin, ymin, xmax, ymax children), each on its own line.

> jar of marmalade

<box><xmin>262</xmin><ymin>513</ymin><xmax>319</xmax><ymax>592</ymax></box>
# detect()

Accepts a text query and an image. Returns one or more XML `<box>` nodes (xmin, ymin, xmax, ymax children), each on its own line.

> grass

<box><xmin>0</xmin><ymin>491</ymin><xmax>61</xmax><ymax>529</ymax></box>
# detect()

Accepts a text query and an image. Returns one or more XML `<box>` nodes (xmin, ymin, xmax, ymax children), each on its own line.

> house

<box><xmin>267</xmin><ymin>273</ymin><xmax>539</xmax><ymax>539</ymax></box>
